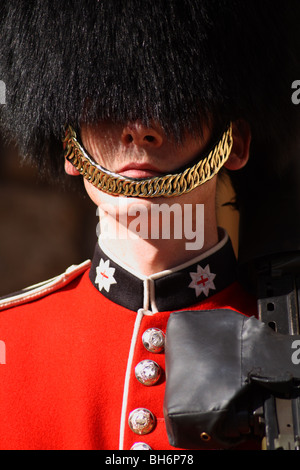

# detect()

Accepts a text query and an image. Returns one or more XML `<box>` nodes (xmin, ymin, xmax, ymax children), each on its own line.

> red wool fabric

<box><xmin>0</xmin><ymin>266</ymin><xmax>259</xmax><ymax>450</ymax></box>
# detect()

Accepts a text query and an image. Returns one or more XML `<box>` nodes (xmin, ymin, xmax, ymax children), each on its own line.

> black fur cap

<box><xmin>0</xmin><ymin>0</ymin><xmax>299</xmax><ymax>177</ymax></box>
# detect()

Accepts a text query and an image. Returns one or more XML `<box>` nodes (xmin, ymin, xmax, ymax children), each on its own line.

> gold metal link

<box><xmin>63</xmin><ymin>123</ymin><xmax>233</xmax><ymax>198</ymax></box>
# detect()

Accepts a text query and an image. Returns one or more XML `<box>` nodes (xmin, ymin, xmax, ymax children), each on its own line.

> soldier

<box><xmin>0</xmin><ymin>0</ymin><xmax>298</xmax><ymax>450</ymax></box>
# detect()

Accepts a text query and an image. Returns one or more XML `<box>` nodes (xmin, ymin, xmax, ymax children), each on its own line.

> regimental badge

<box><xmin>95</xmin><ymin>259</ymin><xmax>117</xmax><ymax>292</ymax></box>
<box><xmin>189</xmin><ymin>264</ymin><xmax>216</xmax><ymax>297</ymax></box>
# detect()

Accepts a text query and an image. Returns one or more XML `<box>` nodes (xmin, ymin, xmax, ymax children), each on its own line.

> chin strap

<box><xmin>63</xmin><ymin>122</ymin><xmax>233</xmax><ymax>198</ymax></box>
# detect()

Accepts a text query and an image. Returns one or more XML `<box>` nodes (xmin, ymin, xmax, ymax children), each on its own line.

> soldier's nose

<box><xmin>121</xmin><ymin>123</ymin><xmax>163</xmax><ymax>148</ymax></box>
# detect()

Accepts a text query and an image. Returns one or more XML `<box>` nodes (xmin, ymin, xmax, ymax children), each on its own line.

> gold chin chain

<box><xmin>63</xmin><ymin>122</ymin><xmax>233</xmax><ymax>198</ymax></box>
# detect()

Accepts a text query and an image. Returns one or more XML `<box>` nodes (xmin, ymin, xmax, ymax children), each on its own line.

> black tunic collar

<box><xmin>89</xmin><ymin>229</ymin><xmax>237</xmax><ymax>312</ymax></box>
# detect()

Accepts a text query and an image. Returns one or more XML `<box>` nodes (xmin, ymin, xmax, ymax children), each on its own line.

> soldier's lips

<box><xmin>118</xmin><ymin>163</ymin><xmax>163</xmax><ymax>178</ymax></box>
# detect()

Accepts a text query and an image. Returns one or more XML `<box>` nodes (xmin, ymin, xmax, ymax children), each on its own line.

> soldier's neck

<box><xmin>98</xmin><ymin>199</ymin><xmax>219</xmax><ymax>277</ymax></box>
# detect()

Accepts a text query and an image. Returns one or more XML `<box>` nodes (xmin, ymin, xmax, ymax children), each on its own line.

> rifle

<box><xmin>236</xmin><ymin>127</ymin><xmax>300</xmax><ymax>449</ymax></box>
<box><xmin>256</xmin><ymin>254</ymin><xmax>300</xmax><ymax>450</ymax></box>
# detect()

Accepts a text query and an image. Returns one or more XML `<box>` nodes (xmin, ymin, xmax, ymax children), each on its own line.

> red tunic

<box><xmin>0</xmin><ymin>232</ymin><xmax>259</xmax><ymax>450</ymax></box>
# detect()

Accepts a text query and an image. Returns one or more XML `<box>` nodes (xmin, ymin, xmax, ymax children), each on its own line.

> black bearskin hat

<box><xmin>0</xmin><ymin>0</ymin><xmax>298</xmax><ymax>177</ymax></box>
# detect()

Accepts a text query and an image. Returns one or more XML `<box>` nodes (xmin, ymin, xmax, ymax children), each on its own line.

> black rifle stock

<box><xmin>256</xmin><ymin>255</ymin><xmax>300</xmax><ymax>450</ymax></box>
<box><xmin>235</xmin><ymin>75</ymin><xmax>300</xmax><ymax>446</ymax></box>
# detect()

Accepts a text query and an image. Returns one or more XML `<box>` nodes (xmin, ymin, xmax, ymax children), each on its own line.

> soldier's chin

<box><xmin>83</xmin><ymin>177</ymin><xmax>157</xmax><ymax>211</ymax></box>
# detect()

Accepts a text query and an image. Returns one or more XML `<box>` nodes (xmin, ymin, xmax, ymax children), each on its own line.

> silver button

<box><xmin>130</xmin><ymin>442</ymin><xmax>152</xmax><ymax>450</ymax></box>
<box><xmin>135</xmin><ymin>360</ymin><xmax>161</xmax><ymax>386</ymax></box>
<box><xmin>128</xmin><ymin>408</ymin><xmax>156</xmax><ymax>435</ymax></box>
<box><xmin>142</xmin><ymin>328</ymin><xmax>165</xmax><ymax>353</ymax></box>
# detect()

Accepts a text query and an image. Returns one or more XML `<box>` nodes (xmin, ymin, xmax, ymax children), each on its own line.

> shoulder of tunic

<box><xmin>0</xmin><ymin>260</ymin><xmax>91</xmax><ymax>311</ymax></box>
